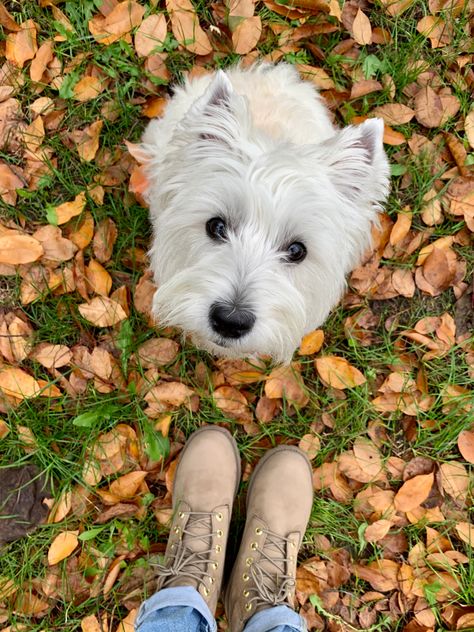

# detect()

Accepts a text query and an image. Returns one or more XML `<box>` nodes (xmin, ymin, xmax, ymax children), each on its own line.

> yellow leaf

<box><xmin>298</xmin><ymin>329</ymin><xmax>324</xmax><ymax>355</ymax></box>
<box><xmin>314</xmin><ymin>356</ymin><xmax>366</xmax><ymax>390</ymax></box>
<box><xmin>47</xmin><ymin>530</ymin><xmax>79</xmax><ymax>565</ymax></box>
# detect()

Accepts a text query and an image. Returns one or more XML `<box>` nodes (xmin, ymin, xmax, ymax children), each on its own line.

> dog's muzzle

<box><xmin>209</xmin><ymin>302</ymin><xmax>256</xmax><ymax>340</ymax></box>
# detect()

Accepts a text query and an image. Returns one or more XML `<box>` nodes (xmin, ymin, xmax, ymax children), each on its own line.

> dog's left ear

<box><xmin>321</xmin><ymin>118</ymin><xmax>390</xmax><ymax>205</ymax></box>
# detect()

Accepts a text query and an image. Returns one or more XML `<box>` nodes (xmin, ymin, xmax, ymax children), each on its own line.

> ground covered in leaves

<box><xmin>0</xmin><ymin>0</ymin><xmax>473</xmax><ymax>631</ymax></box>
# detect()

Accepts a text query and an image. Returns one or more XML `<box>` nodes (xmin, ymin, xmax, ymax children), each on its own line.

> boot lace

<box><xmin>246</xmin><ymin>527</ymin><xmax>295</xmax><ymax>609</ymax></box>
<box><xmin>153</xmin><ymin>511</ymin><xmax>218</xmax><ymax>587</ymax></box>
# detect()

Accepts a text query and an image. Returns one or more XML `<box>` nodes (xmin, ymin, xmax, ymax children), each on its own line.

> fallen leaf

<box><xmin>353</xmin><ymin>438</ymin><xmax>383</xmax><ymax>479</ymax></box>
<box><xmin>137</xmin><ymin>338</ymin><xmax>180</xmax><ymax>367</ymax></box>
<box><xmin>89</xmin><ymin>1</ymin><xmax>145</xmax><ymax>45</ymax></box>
<box><xmin>134</xmin><ymin>13</ymin><xmax>167</xmax><ymax>57</ymax></box>
<box><xmin>86</xmin><ymin>259</ymin><xmax>112</xmax><ymax>297</ymax></box>
<box><xmin>53</xmin><ymin>191</ymin><xmax>87</xmax><ymax>225</ymax></box>
<box><xmin>394</xmin><ymin>473</ymin><xmax>434</xmax><ymax>512</ymax></box>
<box><xmin>93</xmin><ymin>217</ymin><xmax>118</xmax><ymax>263</ymax></box>
<box><xmin>74</xmin><ymin>120</ymin><xmax>103</xmax><ymax>162</ymax></box>
<box><xmin>5</xmin><ymin>19</ymin><xmax>38</xmax><ymax>68</ymax></box>
<box><xmin>73</xmin><ymin>76</ymin><xmax>104</xmax><ymax>102</ymax></box>
<box><xmin>457</xmin><ymin>430</ymin><xmax>474</xmax><ymax>464</ymax></box>
<box><xmin>364</xmin><ymin>519</ymin><xmax>393</xmax><ymax>543</ymax></box>
<box><xmin>265</xmin><ymin>365</ymin><xmax>309</xmax><ymax>407</ymax></box>
<box><xmin>78</xmin><ymin>297</ymin><xmax>127</xmax><ymax>327</ymax></box>
<box><xmin>115</xmin><ymin>608</ymin><xmax>137</xmax><ymax>632</ymax></box>
<box><xmin>315</xmin><ymin>356</ymin><xmax>366</xmax><ymax>390</ymax></box>
<box><xmin>370</xmin><ymin>103</ymin><xmax>415</xmax><ymax>125</ymax></box>
<box><xmin>298</xmin><ymin>329</ymin><xmax>324</xmax><ymax>355</ymax></box>
<box><xmin>109</xmin><ymin>471</ymin><xmax>148</xmax><ymax>499</ymax></box>
<box><xmin>351</xmin><ymin>8</ymin><xmax>372</xmax><ymax>45</ymax></box>
<box><xmin>455</xmin><ymin>522</ymin><xmax>474</xmax><ymax>545</ymax></box>
<box><xmin>298</xmin><ymin>434</ymin><xmax>321</xmax><ymax>460</ymax></box>
<box><xmin>166</xmin><ymin>0</ymin><xmax>212</xmax><ymax>55</ymax></box>
<box><xmin>415</xmin><ymin>85</ymin><xmax>460</xmax><ymax>128</ymax></box>
<box><xmin>81</xmin><ymin>615</ymin><xmax>102</xmax><ymax>632</ymax></box>
<box><xmin>213</xmin><ymin>385</ymin><xmax>252</xmax><ymax>422</ymax></box>
<box><xmin>47</xmin><ymin>530</ymin><xmax>79</xmax><ymax>565</ymax></box>
<box><xmin>0</xmin><ymin>233</ymin><xmax>44</xmax><ymax>264</ymax></box>
<box><xmin>439</xmin><ymin>462</ymin><xmax>469</xmax><ymax>502</ymax></box>
<box><xmin>232</xmin><ymin>15</ymin><xmax>262</xmax><ymax>54</ymax></box>
<box><xmin>465</xmin><ymin>110</ymin><xmax>474</xmax><ymax>149</ymax></box>
<box><xmin>31</xmin><ymin>343</ymin><xmax>72</xmax><ymax>368</ymax></box>
<box><xmin>0</xmin><ymin>367</ymin><xmax>41</xmax><ymax>400</ymax></box>
<box><xmin>30</xmin><ymin>39</ymin><xmax>54</xmax><ymax>82</ymax></box>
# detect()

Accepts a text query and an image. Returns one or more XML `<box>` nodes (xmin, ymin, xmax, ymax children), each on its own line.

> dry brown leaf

<box><xmin>421</xmin><ymin>247</ymin><xmax>455</xmax><ymax>293</ymax></box>
<box><xmin>415</xmin><ymin>85</ymin><xmax>460</xmax><ymax>128</ymax></box>
<box><xmin>73</xmin><ymin>76</ymin><xmax>104</xmax><ymax>102</ymax></box>
<box><xmin>351</xmin><ymin>8</ymin><xmax>372</xmax><ymax>45</ymax></box>
<box><xmin>137</xmin><ymin>338</ymin><xmax>179</xmax><ymax>367</ymax></box>
<box><xmin>30</xmin><ymin>40</ymin><xmax>54</xmax><ymax>82</ymax></box>
<box><xmin>89</xmin><ymin>1</ymin><xmax>145</xmax><ymax>45</ymax></box>
<box><xmin>392</xmin><ymin>268</ymin><xmax>415</xmax><ymax>298</ymax></box>
<box><xmin>54</xmin><ymin>191</ymin><xmax>87</xmax><ymax>225</ymax></box>
<box><xmin>0</xmin><ymin>233</ymin><xmax>44</xmax><ymax>264</ymax></box>
<box><xmin>298</xmin><ymin>434</ymin><xmax>321</xmax><ymax>460</ymax></box>
<box><xmin>265</xmin><ymin>365</ymin><xmax>309</xmax><ymax>407</ymax></box>
<box><xmin>389</xmin><ymin>211</ymin><xmax>412</xmax><ymax>245</ymax></box>
<box><xmin>232</xmin><ymin>15</ymin><xmax>262</xmax><ymax>54</ymax></box>
<box><xmin>457</xmin><ymin>613</ymin><xmax>474</xmax><ymax>630</ymax></box>
<box><xmin>0</xmin><ymin>419</ymin><xmax>10</xmax><ymax>439</ymax></box>
<box><xmin>394</xmin><ymin>473</ymin><xmax>434</xmax><ymax>512</ymax></box>
<box><xmin>47</xmin><ymin>530</ymin><xmax>79</xmax><ymax>565</ymax></box>
<box><xmin>109</xmin><ymin>471</ymin><xmax>147</xmax><ymax>499</ymax></box>
<box><xmin>465</xmin><ymin>110</ymin><xmax>474</xmax><ymax>150</ymax></box>
<box><xmin>5</xmin><ymin>19</ymin><xmax>38</xmax><ymax>68</ymax></box>
<box><xmin>315</xmin><ymin>356</ymin><xmax>366</xmax><ymax>390</ymax></box>
<box><xmin>353</xmin><ymin>438</ymin><xmax>383</xmax><ymax>479</ymax></box>
<box><xmin>50</xmin><ymin>490</ymin><xmax>72</xmax><ymax>523</ymax></box>
<box><xmin>0</xmin><ymin>163</ymin><xmax>25</xmax><ymax>206</ymax></box>
<box><xmin>86</xmin><ymin>259</ymin><xmax>112</xmax><ymax>297</ymax></box>
<box><xmin>81</xmin><ymin>615</ymin><xmax>102</xmax><ymax>632</ymax></box>
<box><xmin>145</xmin><ymin>382</ymin><xmax>198</xmax><ymax>415</ymax></box>
<box><xmin>31</xmin><ymin>343</ymin><xmax>72</xmax><ymax>369</ymax></box>
<box><xmin>457</xmin><ymin>430</ymin><xmax>474</xmax><ymax>464</ymax></box>
<box><xmin>364</xmin><ymin>519</ymin><xmax>393</xmax><ymax>543</ymax></box>
<box><xmin>421</xmin><ymin>188</ymin><xmax>443</xmax><ymax>225</ymax></box>
<box><xmin>439</xmin><ymin>462</ymin><xmax>469</xmax><ymax>502</ymax></box>
<box><xmin>296</xmin><ymin>64</ymin><xmax>335</xmax><ymax>90</ymax></box>
<box><xmin>0</xmin><ymin>367</ymin><xmax>42</xmax><ymax>400</ymax></box>
<box><xmin>74</xmin><ymin>120</ymin><xmax>103</xmax><ymax>162</ymax></box>
<box><xmin>33</xmin><ymin>225</ymin><xmax>77</xmax><ymax>263</ymax></box>
<box><xmin>67</xmin><ymin>211</ymin><xmax>95</xmax><ymax>250</ymax></box>
<box><xmin>134</xmin><ymin>13</ymin><xmax>167</xmax><ymax>57</ymax></box>
<box><xmin>298</xmin><ymin>329</ymin><xmax>324</xmax><ymax>355</ymax></box>
<box><xmin>370</xmin><ymin>103</ymin><xmax>414</xmax><ymax>126</ymax></box>
<box><xmin>379</xmin><ymin>0</ymin><xmax>414</xmax><ymax>16</ymax></box>
<box><xmin>93</xmin><ymin>217</ymin><xmax>118</xmax><ymax>263</ymax></box>
<box><xmin>213</xmin><ymin>385</ymin><xmax>252</xmax><ymax>422</ymax></box>
<box><xmin>353</xmin><ymin>559</ymin><xmax>399</xmax><ymax>591</ymax></box>
<box><xmin>166</xmin><ymin>0</ymin><xmax>212</xmax><ymax>55</ymax></box>
<box><xmin>417</xmin><ymin>15</ymin><xmax>451</xmax><ymax>48</ymax></box>
<box><xmin>455</xmin><ymin>522</ymin><xmax>474</xmax><ymax>545</ymax></box>
<box><xmin>78</xmin><ymin>296</ymin><xmax>127</xmax><ymax>327</ymax></box>
<box><xmin>115</xmin><ymin>608</ymin><xmax>137</xmax><ymax>632</ymax></box>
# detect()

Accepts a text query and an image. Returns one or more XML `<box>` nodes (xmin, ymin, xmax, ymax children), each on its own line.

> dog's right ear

<box><xmin>182</xmin><ymin>72</ymin><xmax>246</xmax><ymax>146</ymax></box>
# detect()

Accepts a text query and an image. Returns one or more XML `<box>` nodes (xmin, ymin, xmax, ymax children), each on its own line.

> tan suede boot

<box><xmin>225</xmin><ymin>446</ymin><xmax>313</xmax><ymax>632</ymax></box>
<box><xmin>154</xmin><ymin>426</ymin><xmax>241</xmax><ymax>614</ymax></box>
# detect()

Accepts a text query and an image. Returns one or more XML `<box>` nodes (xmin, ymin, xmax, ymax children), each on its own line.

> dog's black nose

<box><xmin>209</xmin><ymin>302</ymin><xmax>256</xmax><ymax>339</ymax></box>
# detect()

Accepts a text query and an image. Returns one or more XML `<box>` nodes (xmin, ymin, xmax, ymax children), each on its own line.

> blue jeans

<box><xmin>135</xmin><ymin>586</ymin><xmax>307</xmax><ymax>632</ymax></box>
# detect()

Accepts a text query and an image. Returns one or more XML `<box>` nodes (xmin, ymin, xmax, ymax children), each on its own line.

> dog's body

<box><xmin>141</xmin><ymin>63</ymin><xmax>390</xmax><ymax>363</ymax></box>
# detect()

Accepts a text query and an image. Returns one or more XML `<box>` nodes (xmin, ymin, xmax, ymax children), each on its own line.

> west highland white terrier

<box><xmin>141</xmin><ymin>63</ymin><xmax>390</xmax><ymax>363</ymax></box>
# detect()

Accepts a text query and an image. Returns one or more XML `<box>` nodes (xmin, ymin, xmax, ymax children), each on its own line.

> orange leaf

<box><xmin>47</xmin><ymin>530</ymin><xmax>79</xmax><ymax>565</ymax></box>
<box><xmin>364</xmin><ymin>519</ymin><xmax>392</xmax><ymax>543</ymax></box>
<box><xmin>315</xmin><ymin>356</ymin><xmax>366</xmax><ymax>390</ymax></box>
<box><xmin>455</xmin><ymin>522</ymin><xmax>474</xmax><ymax>545</ymax></box>
<box><xmin>86</xmin><ymin>259</ymin><xmax>113</xmax><ymax>297</ymax></box>
<box><xmin>31</xmin><ymin>343</ymin><xmax>72</xmax><ymax>369</ymax></box>
<box><xmin>370</xmin><ymin>103</ymin><xmax>415</xmax><ymax>126</ymax></box>
<box><xmin>394</xmin><ymin>473</ymin><xmax>434</xmax><ymax>512</ymax></box>
<box><xmin>74</xmin><ymin>120</ymin><xmax>103</xmax><ymax>162</ymax></box>
<box><xmin>439</xmin><ymin>462</ymin><xmax>469</xmax><ymax>502</ymax></box>
<box><xmin>81</xmin><ymin>615</ymin><xmax>101</xmax><ymax>632</ymax></box>
<box><xmin>54</xmin><ymin>191</ymin><xmax>87</xmax><ymax>225</ymax></box>
<box><xmin>298</xmin><ymin>434</ymin><xmax>321</xmax><ymax>460</ymax></box>
<box><xmin>0</xmin><ymin>233</ymin><xmax>44</xmax><ymax>264</ymax></box>
<box><xmin>298</xmin><ymin>329</ymin><xmax>324</xmax><ymax>355</ymax></box>
<box><xmin>30</xmin><ymin>40</ymin><xmax>54</xmax><ymax>82</ymax></box>
<box><xmin>115</xmin><ymin>609</ymin><xmax>138</xmax><ymax>632</ymax></box>
<box><xmin>389</xmin><ymin>211</ymin><xmax>412</xmax><ymax>245</ymax></box>
<box><xmin>5</xmin><ymin>19</ymin><xmax>37</xmax><ymax>68</ymax></box>
<box><xmin>352</xmin><ymin>8</ymin><xmax>372</xmax><ymax>45</ymax></box>
<box><xmin>89</xmin><ymin>1</ymin><xmax>145</xmax><ymax>45</ymax></box>
<box><xmin>109</xmin><ymin>471</ymin><xmax>148</xmax><ymax>499</ymax></box>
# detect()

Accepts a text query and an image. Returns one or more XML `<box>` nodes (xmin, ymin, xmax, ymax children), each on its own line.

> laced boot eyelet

<box><xmin>202</xmin><ymin>586</ymin><xmax>210</xmax><ymax>596</ymax></box>
<box><xmin>215</xmin><ymin>544</ymin><xmax>222</xmax><ymax>553</ymax></box>
<box><xmin>209</xmin><ymin>577</ymin><xmax>215</xmax><ymax>584</ymax></box>
<box><xmin>245</xmin><ymin>556</ymin><xmax>253</xmax><ymax>567</ymax></box>
<box><xmin>243</xmin><ymin>589</ymin><xmax>250</xmax><ymax>597</ymax></box>
<box><xmin>216</xmin><ymin>512</ymin><xmax>223</xmax><ymax>522</ymax></box>
<box><xmin>255</xmin><ymin>527</ymin><xmax>263</xmax><ymax>535</ymax></box>
<box><xmin>174</xmin><ymin>527</ymin><xmax>180</xmax><ymax>534</ymax></box>
<box><xmin>250</xmin><ymin>542</ymin><xmax>258</xmax><ymax>551</ymax></box>
<box><xmin>212</xmin><ymin>562</ymin><xmax>219</xmax><ymax>570</ymax></box>
<box><xmin>178</xmin><ymin>512</ymin><xmax>185</xmax><ymax>519</ymax></box>
<box><xmin>245</xmin><ymin>603</ymin><xmax>252</xmax><ymax>612</ymax></box>
<box><xmin>242</xmin><ymin>573</ymin><xmax>249</xmax><ymax>582</ymax></box>
<box><xmin>216</xmin><ymin>529</ymin><xmax>223</xmax><ymax>537</ymax></box>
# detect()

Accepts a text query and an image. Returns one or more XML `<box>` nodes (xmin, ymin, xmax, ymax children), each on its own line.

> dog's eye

<box><xmin>284</xmin><ymin>241</ymin><xmax>307</xmax><ymax>263</ymax></box>
<box><xmin>206</xmin><ymin>217</ymin><xmax>227</xmax><ymax>241</ymax></box>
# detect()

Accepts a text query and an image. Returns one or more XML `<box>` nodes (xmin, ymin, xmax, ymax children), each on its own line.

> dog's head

<box><xmin>144</xmin><ymin>71</ymin><xmax>390</xmax><ymax>363</ymax></box>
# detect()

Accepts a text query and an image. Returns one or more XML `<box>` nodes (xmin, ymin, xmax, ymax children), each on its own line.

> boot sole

<box><xmin>172</xmin><ymin>424</ymin><xmax>242</xmax><ymax>500</ymax></box>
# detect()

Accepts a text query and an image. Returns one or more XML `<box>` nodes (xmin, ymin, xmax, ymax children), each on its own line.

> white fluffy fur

<box><xmin>141</xmin><ymin>63</ymin><xmax>390</xmax><ymax>364</ymax></box>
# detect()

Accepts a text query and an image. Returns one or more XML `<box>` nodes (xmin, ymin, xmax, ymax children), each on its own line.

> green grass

<box><xmin>0</xmin><ymin>0</ymin><xmax>473</xmax><ymax>630</ymax></box>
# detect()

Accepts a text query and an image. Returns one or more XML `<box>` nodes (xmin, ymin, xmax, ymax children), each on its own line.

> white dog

<box><xmin>141</xmin><ymin>63</ymin><xmax>389</xmax><ymax>364</ymax></box>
